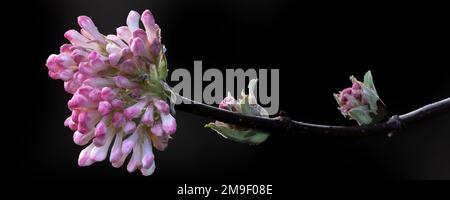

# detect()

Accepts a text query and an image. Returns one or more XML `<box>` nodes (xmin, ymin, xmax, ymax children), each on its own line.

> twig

<box><xmin>175</xmin><ymin>96</ymin><xmax>450</xmax><ymax>137</ymax></box>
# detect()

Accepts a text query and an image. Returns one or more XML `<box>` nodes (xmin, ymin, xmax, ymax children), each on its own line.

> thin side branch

<box><xmin>175</xmin><ymin>96</ymin><xmax>450</xmax><ymax>136</ymax></box>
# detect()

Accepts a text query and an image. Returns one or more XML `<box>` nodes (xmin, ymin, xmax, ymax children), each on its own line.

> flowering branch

<box><xmin>44</xmin><ymin>9</ymin><xmax>450</xmax><ymax>176</ymax></box>
<box><xmin>176</xmin><ymin>95</ymin><xmax>450</xmax><ymax>137</ymax></box>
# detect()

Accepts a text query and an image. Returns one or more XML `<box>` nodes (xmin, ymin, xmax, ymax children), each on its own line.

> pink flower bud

<box><xmin>130</xmin><ymin>37</ymin><xmax>148</xmax><ymax>57</ymax></box>
<box><xmin>88</xmin><ymin>88</ymin><xmax>102</xmax><ymax>101</ymax></box>
<box><xmin>141</xmin><ymin>164</ymin><xmax>156</xmax><ymax>176</ymax></box>
<box><xmin>106</xmin><ymin>43</ymin><xmax>121</xmax><ymax>54</ymax></box>
<box><xmin>112</xmin><ymin>155</ymin><xmax>127</xmax><ymax>168</ymax></box>
<box><xmin>110</xmin><ymin>132</ymin><xmax>123</xmax><ymax>163</ymax></box>
<box><xmin>64</xmin><ymin>80</ymin><xmax>79</xmax><ymax>94</ymax></box>
<box><xmin>84</xmin><ymin>77</ymin><xmax>115</xmax><ymax>88</ymax></box>
<box><xmin>123</xmin><ymin>121</ymin><xmax>137</xmax><ymax>134</ymax></box>
<box><xmin>73</xmin><ymin>130</ymin><xmax>93</xmax><ymax>146</ymax></box>
<box><xmin>108</xmin><ymin>53</ymin><xmax>121</xmax><ymax>66</ymax></box>
<box><xmin>124</xmin><ymin>99</ymin><xmax>148</xmax><ymax>119</ymax></box>
<box><xmin>219</xmin><ymin>93</ymin><xmax>236</xmax><ymax>110</ymax></box>
<box><xmin>112</xmin><ymin>112</ymin><xmax>125</xmax><ymax>128</ymax></box>
<box><xmin>78</xmin><ymin>144</ymin><xmax>95</xmax><ymax>167</ymax></box>
<box><xmin>122</xmin><ymin>128</ymin><xmax>140</xmax><ymax>155</ymax></box>
<box><xmin>141</xmin><ymin>106</ymin><xmax>154</xmax><ymax>126</ymax></box>
<box><xmin>127</xmin><ymin>143</ymin><xmax>142</xmax><ymax>173</ymax></box>
<box><xmin>352</xmin><ymin>82</ymin><xmax>361</xmax><ymax>90</ymax></box>
<box><xmin>141</xmin><ymin>10</ymin><xmax>155</xmax><ymax>31</ymax></box>
<box><xmin>141</xmin><ymin>135</ymin><xmax>154</xmax><ymax>169</ymax></box>
<box><xmin>101</xmin><ymin>87</ymin><xmax>118</xmax><ymax>101</ymax></box>
<box><xmin>46</xmin><ymin>54</ymin><xmax>59</xmax><ymax>72</ymax></box>
<box><xmin>88</xmin><ymin>52</ymin><xmax>108</xmax><ymax>72</ymax></box>
<box><xmin>94</xmin><ymin>117</ymin><xmax>108</xmax><ymax>137</ymax></box>
<box><xmin>64</xmin><ymin>29</ymin><xmax>97</xmax><ymax>50</ymax></box>
<box><xmin>341</xmin><ymin>88</ymin><xmax>352</xmax><ymax>95</ymax></box>
<box><xmin>79</xmin><ymin>61</ymin><xmax>96</xmax><ymax>76</ymax></box>
<box><xmin>154</xmin><ymin>100</ymin><xmax>169</xmax><ymax>114</ymax></box>
<box><xmin>120</xmin><ymin>47</ymin><xmax>133</xmax><ymax>58</ymax></box>
<box><xmin>78</xmin><ymin>111</ymin><xmax>101</xmax><ymax>134</ymax></box>
<box><xmin>59</xmin><ymin>70</ymin><xmax>74</xmax><ymax>81</ymax></box>
<box><xmin>77</xmin><ymin>85</ymin><xmax>93</xmax><ymax>97</ymax></box>
<box><xmin>77</xmin><ymin>16</ymin><xmax>106</xmax><ymax>44</ymax></box>
<box><xmin>48</xmin><ymin>71</ymin><xmax>59</xmax><ymax>80</ymax></box>
<box><xmin>68</xmin><ymin>94</ymin><xmax>95</xmax><ymax>110</ymax></box>
<box><xmin>55</xmin><ymin>54</ymin><xmax>76</xmax><ymax>67</ymax></box>
<box><xmin>114</xmin><ymin>75</ymin><xmax>139</xmax><ymax>89</ymax></box>
<box><xmin>90</xmin><ymin>130</ymin><xmax>114</xmax><ymax>161</ymax></box>
<box><xmin>71</xmin><ymin>110</ymin><xmax>80</xmax><ymax>123</ymax></box>
<box><xmin>116</xmin><ymin>26</ymin><xmax>131</xmax><ymax>44</ymax></box>
<box><xmin>106</xmin><ymin>34</ymin><xmax>127</xmax><ymax>48</ymax></box>
<box><xmin>160</xmin><ymin>113</ymin><xmax>176</xmax><ymax>135</ymax></box>
<box><xmin>71</xmin><ymin>49</ymin><xmax>88</xmax><ymax>63</ymax></box>
<box><xmin>64</xmin><ymin>117</ymin><xmax>78</xmax><ymax>131</ymax></box>
<box><xmin>80</xmin><ymin>28</ymin><xmax>94</xmax><ymax>40</ymax></box>
<box><xmin>132</xmin><ymin>29</ymin><xmax>147</xmax><ymax>41</ymax></box>
<box><xmin>153</xmin><ymin>134</ymin><xmax>169</xmax><ymax>151</ymax></box>
<box><xmin>60</xmin><ymin>44</ymin><xmax>72</xmax><ymax>53</ymax></box>
<box><xmin>119</xmin><ymin>59</ymin><xmax>137</xmax><ymax>74</ymax></box>
<box><xmin>98</xmin><ymin>101</ymin><xmax>112</xmax><ymax>116</ymax></box>
<box><xmin>111</xmin><ymin>99</ymin><xmax>125</xmax><ymax>109</ymax></box>
<box><xmin>126</xmin><ymin>10</ymin><xmax>140</xmax><ymax>32</ymax></box>
<box><xmin>150</xmin><ymin>121</ymin><xmax>163</xmax><ymax>136</ymax></box>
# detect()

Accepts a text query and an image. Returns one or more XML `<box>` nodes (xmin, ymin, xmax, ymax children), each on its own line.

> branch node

<box><xmin>277</xmin><ymin>115</ymin><xmax>292</xmax><ymax>134</ymax></box>
<box><xmin>387</xmin><ymin>115</ymin><xmax>403</xmax><ymax>136</ymax></box>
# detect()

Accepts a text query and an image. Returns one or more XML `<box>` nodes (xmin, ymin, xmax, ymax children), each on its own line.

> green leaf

<box><xmin>158</xmin><ymin>53</ymin><xmax>168</xmax><ymax>81</ymax></box>
<box><xmin>348</xmin><ymin>106</ymin><xmax>373</xmax><ymax>125</ymax></box>
<box><xmin>205</xmin><ymin>122</ymin><xmax>270</xmax><ymax>145</ymax></box>
<box><xmin>363</xmin><ymin>70</ymin><xmax>377</xmax><ymax>94</ymax></box>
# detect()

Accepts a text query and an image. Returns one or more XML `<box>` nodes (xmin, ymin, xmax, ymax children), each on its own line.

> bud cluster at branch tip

<box><xmin>206</xmin><ymin>79</ymin><xmax>270</xmax><ymax>145</ymax></box>
<box><xmin>334</xmin><ymin>71</ymin><xmax>387</xmax><ymax>125</ymax></box>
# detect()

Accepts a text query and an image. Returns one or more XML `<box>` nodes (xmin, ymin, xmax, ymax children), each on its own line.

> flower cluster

<box><xmin>334</xmin><ymin>71</ymin><xmax>386</xmax><ymax>125</ymax></box>
<box><xmin>45</xmin><ymin>10</ymin><xmax>175</xmax><ymax>176</ymax></box>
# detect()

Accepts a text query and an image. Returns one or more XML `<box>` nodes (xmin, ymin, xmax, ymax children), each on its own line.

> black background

<box><xmin>4</xmin><ymin>0</ymin><xmax>450</xmax><ymax>195</ymax></box>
